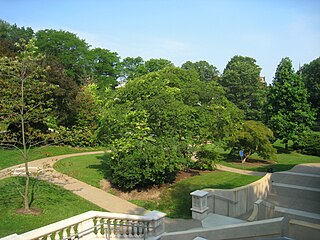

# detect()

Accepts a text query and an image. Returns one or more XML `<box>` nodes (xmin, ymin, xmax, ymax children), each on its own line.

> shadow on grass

<box><xmin>86</xmin><ymin>153</ymin><xmax>113</xmax><ymax>179</ymax></box>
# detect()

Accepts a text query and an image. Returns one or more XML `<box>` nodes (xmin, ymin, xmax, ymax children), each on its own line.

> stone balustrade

<box><xmin>2</xmin><ymin>210</ymin><xmax>166</xmax><ymax>240</ymax></box>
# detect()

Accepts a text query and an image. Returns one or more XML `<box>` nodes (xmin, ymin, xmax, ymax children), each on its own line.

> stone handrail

<box><xmin>3</xmin><ymin>210</ymin><xmax>166</xmax><ymax>240</ymax></box>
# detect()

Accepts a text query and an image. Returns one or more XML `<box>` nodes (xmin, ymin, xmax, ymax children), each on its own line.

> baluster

<box><xmin>106</xmin><ymin>219</ymin><xmax>111</xmax><ymax>239</ymax></box>
<box><xmin>130</xmin><ymin>221</ymin><xmax>135</xmax><ymax>237</ymax></box>
<box><xmin>68</xmin><ymin>225</ymin><xmax>75</xmax><ymax>239</ymax></box>
<box><xmin>125</xmin><ymin>220</ymin><xmax>130</xmax><ymax>238</ymax></box>
<box><xmin>99</xmin><ymin>218</ymin><xmax>105</xmax><ymax>236</ymax></box>
<box><xmin>112</xmin><ymin>219</ymin><xmax>117</xmax><ymax>237</ymax></box>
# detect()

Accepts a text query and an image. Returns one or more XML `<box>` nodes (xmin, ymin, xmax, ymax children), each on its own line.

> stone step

<box><xmin>271</xmin><ymin>182</ymin><xmax>320</xmax><ymax>202</ymax></box>
<box><xmin>275</xmin><ymin>206</ymin><xmax>320</xmax><ymax>223</ymax></box>
<box><xmin>271</xmin><ymin>171</ymin><xmax>320</xmax><ymax>189</ymax></box>
<box><xmin>267</xmin><ymin>192</ymin><xmax>320</xmax><ymax>213</ymax></box>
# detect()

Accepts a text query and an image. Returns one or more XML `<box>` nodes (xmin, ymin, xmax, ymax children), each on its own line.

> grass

<box><xmin>207</xmin><ymin>140</ymin><xmax>320</xmax><ymax>172</ymax></box>
<box><xmin>131</xmin><ymin>171</ymin><xmax>260</xmax><ymax>218</ymax></box>
<box><xmin>0</xmin><ymin>145</ymin><xmax>106</xmax><ymax>170</ymax></box>
<box><xmin>0</xmin><ymin>177</ymin><xmax>104</xmax><ymax>238</ymax></box>
<box><xmin>53</xmin><ymin>153</ymin><xmax>260</xmax><ymax>218</ymax></box>
<box><xmin>54</xmin><ymin>153</ymin><xmax>107</xmax><ymax>188</ymax></box>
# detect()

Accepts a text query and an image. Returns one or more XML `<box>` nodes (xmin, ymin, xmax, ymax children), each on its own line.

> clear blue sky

<box><xmin>1</xmin><ymin>0</ymin><xmax>319</xmax><ymax>83</ymax></box>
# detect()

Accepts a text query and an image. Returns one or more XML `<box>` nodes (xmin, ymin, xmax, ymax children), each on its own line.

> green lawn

<box><xmin>53</xmin><ymin>153</ymin><xmax>260</xmax><ymax>218</ymax></box>
<box><xmin>0</xmin><ymin>177</ymin><xmax>104</xmax><ymax>238</ymax></box>
<box><xmin>54</xmin><ymin>153</ymin><xmax>107</xmax><ymax>188</ymax></box>
<box><xmin>131</xmin><ymin>172</ymin><xmax>260</xmax><ymax>218</ymax></box>
<box><xmin>0</xmin><ymin>145</ymin><xmax>106</xmax><ymax>170</ymax></box>
<box><xmin>206</xmin><ymin>141</ymin><xmax>320</xmax><ymax>172</ymax></box>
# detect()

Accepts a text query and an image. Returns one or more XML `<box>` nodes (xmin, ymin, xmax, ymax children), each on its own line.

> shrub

<box><xmin>293</xmin><ymin>131</ymin><xmax>320</xmax><ymax>156</ymax></box>
<box><xmin>192</xmin><ymin>149</ymin><xmax>221</xmax><ymax>170</ymax></box>
<box><xmin>108</xmin><ymin>139</ymin><xmax>181</xmax><ymax>190</ymax></box>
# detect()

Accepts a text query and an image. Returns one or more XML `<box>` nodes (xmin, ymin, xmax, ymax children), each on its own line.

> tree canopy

<box><xmin>220</xmin><ymin>55</ymin><xmax>267</xmax><ymax>121</ymax></box>
<box><xmin>98</xmin><ymin>67</ymin><xmax>242</xmax><ymax>189</ymax></box>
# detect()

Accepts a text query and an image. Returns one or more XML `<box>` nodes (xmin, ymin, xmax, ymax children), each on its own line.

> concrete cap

<box><xmin>144</xmin><ymin>210</ymin><xmax>166</xmax><ymax>220</ymax></box>
<box><xmin>191</xmin><ymin>190</ymin><xmax>208</xmax><ymax>197</ymax></box>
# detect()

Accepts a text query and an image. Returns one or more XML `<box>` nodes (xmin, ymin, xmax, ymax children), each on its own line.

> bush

<box><xmin>192</xmin><ymin>149</ymin><xmax>221</xmax><ymax>170</ymax></box>
<box><xmin>108</xmin><ymin>139</ymin><xmax>181</xmax><ymax>190</ymax></box>
<box><xmin>293</xmin><ymin>131</ymin><xmax>320</xmax><ymax>156</ymax></box>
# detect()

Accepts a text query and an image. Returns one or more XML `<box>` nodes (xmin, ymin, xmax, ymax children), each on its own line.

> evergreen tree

<box><xmin>267</xmin><ymin>57</ymin><xmax>315</xmax><ymax>148</ymax></box>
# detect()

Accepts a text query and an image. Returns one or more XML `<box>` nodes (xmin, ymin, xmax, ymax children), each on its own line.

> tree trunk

<box><xmin>21</xmin><ymin>74</ymin><xmax>30</xmax><ymax>211</ymax></box>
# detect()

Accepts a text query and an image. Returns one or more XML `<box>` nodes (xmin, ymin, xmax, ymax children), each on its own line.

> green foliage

<box><xmin>293</xmin><ymin>131</ymin><xmax>320</xmax><ymax>156</ymax></box>
<box><xmin>0</xmin><ymin>19</ymin><xmax>34</xmax><ymax>57</ymax></box>
<box><xmin>227</xmin><ymin>120</ymin><xmax>276</xmax><ymax>162</ymax></box>
<box><xmin>267</xmin><ymin>57</ymin><xmax>316</xmax><ymax>146</ymax></box>
<box><xmin>181</xmin><ymin>60</ymin><xmax>220</xmax><ymax>82</ymax></box>
<box><xmin>0</xmin><ymin>38</ymin><xmax>56</xmax><ymax>146</ymax></box>
<box><xmin>88</xmin><ymin>47</ymin><xmax>120</xmax><ymax>91</ymax></box>
<box><xmin>220</xmin><ymin>55</ymin><xmax>267</xmax><ymax>121</ymax></box>
<box><xmin>108</xmin><ymin>139</ymin><xmax>180</xmax><ymax>190</ymax></box>
<box><xmin>300</xmin><ymin>57</ymin><xmax>320</xmax><ymax>121</ymax></box>
<box><xmin>98</xmin><ymin>67</ymin><xmax>242</xmax><ymax>189</ymax></box>
<box><xmin>193</xmin><ymin>148</ymin><xmax>221</xmax><ymax>170</ymax></box>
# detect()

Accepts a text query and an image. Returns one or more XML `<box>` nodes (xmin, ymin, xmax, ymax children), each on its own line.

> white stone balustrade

<box><xmin>2</xmin><ymin>210</ymin><xmax>166</xmax><ymax>240</ymax></box>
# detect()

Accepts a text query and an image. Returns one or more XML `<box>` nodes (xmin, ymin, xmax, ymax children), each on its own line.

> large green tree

<box><xmin>98</xmin><ymin>67</ymin><xmax>242</xmax><ymax>189</ymax></box>
<box><xmin>181</xmin><ymin>60</ymin><xmax>219</xmax><ymax>82</ymax></box>
<box><xmin>0</xmin><ymin>39</ymin><xmax>55</xmax><ymax>212</ymax></box>
<box><xmin>299</xmin><ymin>57</ymin><xmax>320</xmax><ymax>122</ymax></box>
<box><xmin>220</xmin><ymin>55</ymin><xmax>267</xmax><ymax>121</ymax></box>
<box><xmin>35</xmin><ymin>29</ymin><xmax>90</xmax><ymax>126</ymax></box>
<box><xmin>267</xmin><ymin>57</ymin><xmax>315</xmax><ymax>148</ymax></box>
<box><xmin>0</xmin><ymin>19</ymin><xmax>34</xmax><ymax>58</ymax></box>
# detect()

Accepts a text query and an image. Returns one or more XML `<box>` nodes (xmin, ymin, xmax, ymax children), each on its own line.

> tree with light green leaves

<box><xmin>267</xmin><ymin>57</ymin><xmax>315</xmax><ymax>148</ymax></box>
<box><xmin>98</xmin><ymin>66</ymin><xmax>242</xmax><ymax>190</ymax></box>
<box><xmin>0</xmin><ymin>39</ymin><xmax>55</xmax><ymax>212</ymax></box>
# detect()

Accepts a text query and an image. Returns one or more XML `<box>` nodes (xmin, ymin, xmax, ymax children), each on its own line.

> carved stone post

<box><xmin>191</xmin><ymin>190</ymin><xmax>208</xmax><ymax>220</ymax></box>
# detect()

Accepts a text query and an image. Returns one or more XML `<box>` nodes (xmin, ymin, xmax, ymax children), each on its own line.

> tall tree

<box><xmin>299</xmin><ymin>57</ymin><xmax>320</xmax><ymax>122</ymax></box>
<box><xmin>267</xmin><ymin>57</ymin><xmax>315</xmax><ymax>148</ymax></box>
<box><xmin>0</xmin><ymin>39</ymin><xmax>55</xmax><ymax>212</ymax></box>
<box><xmin>35</xmin><ymin>29</ymin><xmax>90</xmax><ymax>126</ymax></box>
<box><xmin>119</xmin><ymin>56</ymin><xmax>146</xmax><ymax>82</ymax></box>
<box><xmin>0</xmin><ymin>19</ymin><xmax>34</xmax><ymax>57</ymax></box>
<box><xmin>181</xmin><ymin>60</ymin><xmax>220</xmax><ymax>82</ymax></box>
<box><xmin>220</xmin><ymin>55</ymin><xmax>267</xmax><ymax>121</ymax></box>
<box><xmin>144</xmin><ymin>58</ymin><xmax>174</xmax><ymax>73</ymax></box>
<box><xmin>88</xmin><ymin>47</ymin><xmax>120</xmax><ymax>91</ymax></box>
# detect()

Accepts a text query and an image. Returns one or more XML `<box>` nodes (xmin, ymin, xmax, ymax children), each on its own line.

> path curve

<box><xmin>216</xmin><ymin>164</ymin><xmax>266</xmax><ymax>176</ymax></box>
<box><xmin>0</xmin><ymin>151</ymin><xmax>147</xmax><ymax>215</ymax></box>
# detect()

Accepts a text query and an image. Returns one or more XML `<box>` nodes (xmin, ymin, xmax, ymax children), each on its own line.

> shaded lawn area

<box><xmin>53</xmin><ymin>154</ymin><xmax>260</xmax><ymax>218</ymax></box>
<box><xmin>0</xmin><ymin>177</ymin><xmax>104</xmax><ymax>238</ymax></box>
<box><xmin>0</xmin><ymin>145</ymin><xmax>106</xmax><ymax>170</ymax></box>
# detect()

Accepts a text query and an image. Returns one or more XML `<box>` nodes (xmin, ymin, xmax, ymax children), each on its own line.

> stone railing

<box><xmin>2</xmin><ymin>210</ymin><xmax>166</xmax><ymax>240</ymax></box>
<box><xmin>191</xmin><ymin>173</ymin><xmax>272</xmax><ymax>220</ymax></box>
